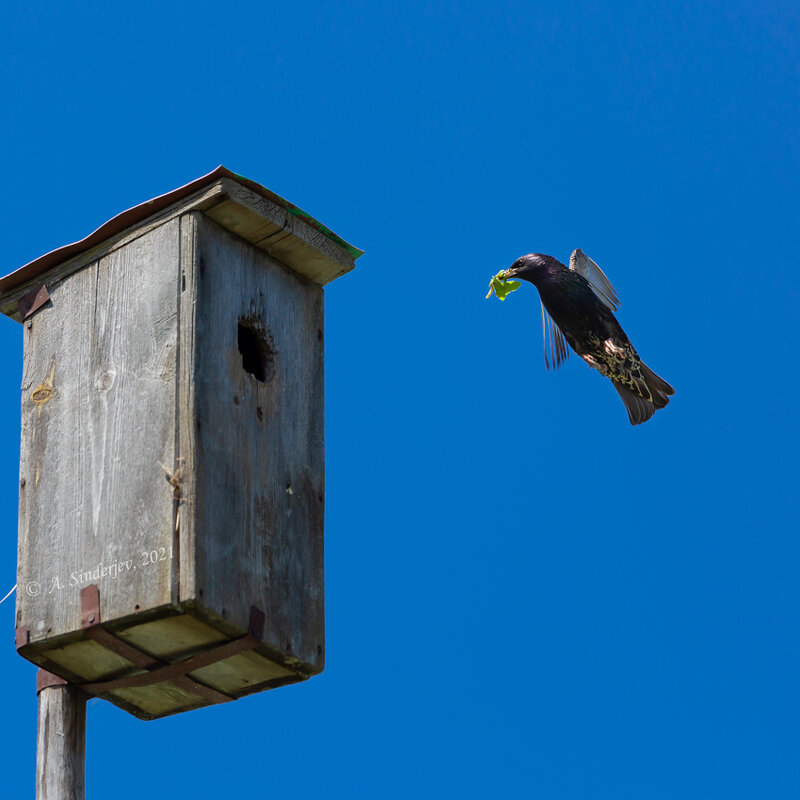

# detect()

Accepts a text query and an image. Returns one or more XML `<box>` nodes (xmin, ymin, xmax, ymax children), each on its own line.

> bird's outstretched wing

<box><xmin>569</xmin><ymin>249</ymin><xmax>621</xmax><ymax>311</ymax></box>
<box><xmin>541</xmin><ymin>302</ymin><xmax>569</xmax><ymax>370</ymax></box>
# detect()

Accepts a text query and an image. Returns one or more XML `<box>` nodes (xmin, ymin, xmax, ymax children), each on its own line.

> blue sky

<box><xmin>1</xmin><ymin>1</ymin><xmax>798</xmax><ymax>797</ymax></box>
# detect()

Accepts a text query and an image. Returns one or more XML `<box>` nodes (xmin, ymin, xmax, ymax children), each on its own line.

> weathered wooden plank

<box><xmin>40</xmin><ymin>638</ymin><xmax>135</xmax><ymax>682</ymax></box>
<box><xmin>188</xmin><ymin>649</ymin><xmax>295</xmax><ymax>694</ymax></box>
<box><xmin>177</xmin><ymin>213</ymin><xmax>199</xmax><ymax>607</ymax></box>
<box><xmin>191</xmin><ymin>214</ymin><xmax>325</xmax><ymax>673</ymax></box>
<box><xmin>18</xmin><ymin>220</ymin><xmax>181</xmax><ymax>643</ymax></box>
<box><xmin>114</xmin><ymin>612</ymin><xmax>227</xmax><ymax>660</ymax></box>
<box><xmin>203</xmin><ymin>197</ymin><xmax>284</xmax><ymax>248</ymax></box>
<box><xmin>37</xmin><ymin>685</ymin><xmax>86</xmax><ymax>800</ymax></box>
<box><xmin>208</xmin><ymin>178</ymin><xmax>355</xmax><ymax>285</ymax></box>
<box><xmin>109</xmin><ymin>680</ymin><xmax>208</xmax><ymax>719</ymax></box>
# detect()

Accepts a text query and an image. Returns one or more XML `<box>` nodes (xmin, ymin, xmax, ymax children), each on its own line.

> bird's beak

<box><xmin>500</xmin><ymin>268</ymin><xmax>514</xmax><ymax>279</ymax></box>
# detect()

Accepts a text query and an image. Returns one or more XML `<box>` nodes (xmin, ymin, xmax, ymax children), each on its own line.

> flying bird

<box><xmin>502</xmin><ymin>250</ymin><xmax>675</xmax><ymax>425</ymax></box>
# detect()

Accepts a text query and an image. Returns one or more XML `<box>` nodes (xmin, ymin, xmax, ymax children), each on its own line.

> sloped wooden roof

<box><xmin>0</xmin><ymin>166</ymin><xmax>362</xmax><ymax>312</ymax></box>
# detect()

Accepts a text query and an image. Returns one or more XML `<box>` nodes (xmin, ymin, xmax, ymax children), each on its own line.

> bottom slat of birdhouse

<box><xmin>19</xmin><ymin>606</ymin><xmax>309</xmax><ymax>720</ymax></box>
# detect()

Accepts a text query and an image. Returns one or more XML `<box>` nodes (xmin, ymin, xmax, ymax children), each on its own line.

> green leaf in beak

<box><xmin>486</xmin><ymin>270</ymin><xmax>521</xmax><ymax>301</ymax></box>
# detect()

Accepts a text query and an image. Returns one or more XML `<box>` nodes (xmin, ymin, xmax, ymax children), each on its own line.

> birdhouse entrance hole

<box><xmin>237</xmin><ymin>317</ymin><xmax>275</xmax><ymax>383</ymax></box>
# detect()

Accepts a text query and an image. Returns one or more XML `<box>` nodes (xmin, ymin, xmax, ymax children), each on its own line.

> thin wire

<box><xmin>0</xmin><ymin>584</ymin><xmax>17</xmax><ymax>606</ymax></box>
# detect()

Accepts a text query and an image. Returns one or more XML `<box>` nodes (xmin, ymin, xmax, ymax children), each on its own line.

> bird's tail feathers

<box><xmin>640</xmin><ymin>363</ymin><xmax>675</xmax><ymax>409</ymax></box>
<box><xmin>612</xmin><ymin>361</ymin><xmax>674</xmax><ymax>425</ymax></box>
<box><xmin>612</xmin><ymin>382</ymin><xmax>657</xmax><ymax>425</ymax></box>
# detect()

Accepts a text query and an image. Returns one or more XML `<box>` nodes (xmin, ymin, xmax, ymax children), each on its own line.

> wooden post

<box><xmin>36</xmin><ymin>673</ymin><xmax>86</xmax><ymax>800</ymax></box>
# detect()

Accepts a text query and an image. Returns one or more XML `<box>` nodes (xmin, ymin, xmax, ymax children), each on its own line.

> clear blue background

<box><xmin>1</xmin><ymin>2</ymin><xmax>798</xmax><ymax>797</ymax></box>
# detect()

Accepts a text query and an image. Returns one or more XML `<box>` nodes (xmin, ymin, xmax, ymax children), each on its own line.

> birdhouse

<box><xmin>1</xmin><ymin>167</ymin><xmax>361</xmax><ymax>720</ymax></box>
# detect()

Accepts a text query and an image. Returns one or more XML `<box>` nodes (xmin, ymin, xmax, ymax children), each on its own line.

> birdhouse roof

<box><xmin>0</xmin><ymin>166</ymin><xmax>362</xmax><ymax>314</ymax></box>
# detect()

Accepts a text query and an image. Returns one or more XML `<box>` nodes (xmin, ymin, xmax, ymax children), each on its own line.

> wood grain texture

<box><xmin>190</xmin><ymin>214</ymin><xmax>325</xmax><ymax>673</ymax></box>
<box><xmin>206</xmin><ymin>178</ymin><xmax>355</xmax><ymax>285</ymax></box>
<box><xmin>108</xmin><ymin>680</ymin><xmax>208</xmax><ymax>719</ymax></box>
<box><xmin>37</xmin><ymin>685</ymin><xmax>86</xmax><ymax>800</ymax></box>
<box><xmin>177</xmin><ymin>214</ymin><xmax>199</xmax><ymax>606</ymax></box>
<box><xmin>17</xmin><ymin>219</ymin><xmax>181</xmax><ymax>642</ymax></box>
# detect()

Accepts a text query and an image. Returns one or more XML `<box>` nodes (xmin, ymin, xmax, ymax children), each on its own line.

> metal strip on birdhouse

<box><xmin>76</xmin><ymin>585</ymin><xmax>267</xmax><ymax>703</ymax></box>
<box><xmin>18</xmin><ymin>283</ymin><xmax>50</xmax><ymax>321</ymax></box>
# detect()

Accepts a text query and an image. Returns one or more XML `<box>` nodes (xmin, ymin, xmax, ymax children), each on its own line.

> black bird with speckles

<box><xmin>503</xmin><ymin>250</ymin><xmax>675</xmax><ymax>425</ymax></box>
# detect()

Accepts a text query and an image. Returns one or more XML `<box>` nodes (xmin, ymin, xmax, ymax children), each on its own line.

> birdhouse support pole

<box><xmin>36</xmin><ymin>672</ymin><xmax>86</xmax><ymax>800</ymax></box>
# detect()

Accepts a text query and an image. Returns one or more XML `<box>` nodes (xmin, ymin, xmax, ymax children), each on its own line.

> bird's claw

<box><xmin>603</xmin><ymin>338</ymin><xmax>626</xmax><ymax>358</ymax></box>
<box><xmin>582</xmin><ymin>354</ymin><xmax>607</xmax><ymax>374</ymax></box>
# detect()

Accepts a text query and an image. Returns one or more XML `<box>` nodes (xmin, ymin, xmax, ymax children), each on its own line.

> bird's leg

<box><xmin>603</xmin><ymin>338</ymin><xmax>626</xmax><ymax>358</ymax></box>
<box><xmin>582</xmin><ymin>354</ymin><xmax>607</xmax><ymax>374</ymax></box>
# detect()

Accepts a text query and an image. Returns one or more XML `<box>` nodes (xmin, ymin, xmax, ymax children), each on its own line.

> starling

<box><xmin>502</xmin><ymin>250</ymin><xmax>675</xmax><ymax>425</ymax></box>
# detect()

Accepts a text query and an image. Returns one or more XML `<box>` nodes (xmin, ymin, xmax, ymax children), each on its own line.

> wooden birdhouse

<box><xmin>1</xmin><ymin>167</ymin><xmax>361</xmax><ymax>720</ymax></box>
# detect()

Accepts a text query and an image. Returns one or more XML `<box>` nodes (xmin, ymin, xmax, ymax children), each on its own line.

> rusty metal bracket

<box><xmin>15</xmin><ymin>626</ymin><xmax>30</xmax><ymax>650</ymax></box>
<box><xmin>18</xmin><ymin>284</ymin><xmax>50</xmax><ymax>321</ymax></box>
<box><xmin>80</xmin><ymin>585</ymin><xmax>162</xmax><ymax>670</ymax></box>
<box><xmin>37</xmin><ymin>668</ymin><xmax>69</xmax><ymax>694</ymax></box>
<box><xmin>76</xmin><ymin>585</ymin><xmax>265</xmax><ymax>703</ymax></box>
